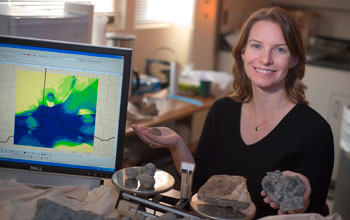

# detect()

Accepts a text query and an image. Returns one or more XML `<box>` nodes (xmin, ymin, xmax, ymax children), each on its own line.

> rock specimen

<box><xmin>197</xmin><ymin>175</ymin><xmax>252</xmax><ymax>210</ymax></box>
<box><xmin>149</xmin><ymin>127</ymin><xmax>161</xmax><ymax>136</ymax></box>
<box><xmin>157</xmin><ymin>212</ymin><xmax>178</xmax><ymax>220</ymax></box>
<box><xmin>261</xmin><ymin>170</ymin><xmax>306</xmax><ymax>211</ymax></box>
<box><xmin>124</xmin><ymin>163</ymin><xmax>156</xmax><ymax>189</ymax></box>
<box><xmin>141</xmin><ymin>162</ymin><xmax>156</xmax><ymax>176</ymax></box>
<box><xmin>137</xmin><ymin>172</ymin><xmax>156</xmax><ymax>189</ymax></box>
<box><xmin>125</xmin><ymin>167</ymin><xmax>140</xmax><ymax>179</ymax></box>
<box><xmin>125</xmin><ymin>179</ymin><xmax>138</xmax><ymax>189</ymax></box>
<box><xmin>197</xmin><ymin>204</ymin><xmax>246</xmax><ymax>219</ymax></box>
<box><xmin>122</xmin><ymin>212</ymin><xmax>203</xmax><ymax>220</ymax></box>
<box><xmin>35</xmin><ymin>198</ymin><xmax>104</xmax><ymax>220</ymax></box>
<box><xmin>131</xmin><ymin>213</ymin><xmax>147</xmax><ymax>220</ymax></box>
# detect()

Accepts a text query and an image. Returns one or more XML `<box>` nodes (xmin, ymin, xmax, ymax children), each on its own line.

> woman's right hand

<box><xmin>132</xmin><ymin>124</ymin><xmax>195</xmax><ymax>173</ymax></box>
<box><xmin>131</xmin><ymin>124</ymin><xmax>183</xmax><ymax>150</ymax></box>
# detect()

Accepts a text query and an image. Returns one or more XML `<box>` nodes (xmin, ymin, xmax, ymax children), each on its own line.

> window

<box><xmin>135</xmin><ymin>0</ymin><xmax>195</xmax><ymax>27</ymax></box>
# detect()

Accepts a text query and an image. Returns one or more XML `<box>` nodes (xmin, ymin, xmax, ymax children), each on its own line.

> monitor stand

<box><xmin>0</xmin><ymin>167</ymin><xmax>102</xmax><ymax>190</ymax></box>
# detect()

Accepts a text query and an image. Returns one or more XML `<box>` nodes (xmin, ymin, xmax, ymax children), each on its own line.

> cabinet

<box><xmin>303</xmin><ymin>64</ymin><xmax>350</xmax><ymax>181</ymax></box>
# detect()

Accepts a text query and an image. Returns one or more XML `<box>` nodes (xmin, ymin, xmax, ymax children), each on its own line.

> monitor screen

<box><xmin>0</xmin><ymin>35</ymin><xmax>131</xmax><ymax>187</ymax></box>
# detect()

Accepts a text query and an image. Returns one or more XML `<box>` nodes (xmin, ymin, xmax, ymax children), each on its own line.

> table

<box><xmin>125</xmin><ymin>95</ymin><xmax>216</xmax><ymax>136</ymax></box>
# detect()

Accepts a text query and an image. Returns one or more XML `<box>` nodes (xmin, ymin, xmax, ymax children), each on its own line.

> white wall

<box><xmin>303</xmin><ymin>65</ymin><xmax>350</xmax><ymax>181</ymax></box>
<box><xmin>191</xmin><ymin>0</ymin><xmax>220</xmax><ymax>70</ymax></box>
<box><xmin>316</xmin><ymin>10</ymin><xmax>350</xmax><ymax>40</ymax></box>
<box><xmin>108</xmin><ymin>0</ymin><xmax>193</xmax><ymax>73</ymax></box>
<box><xmin>271</xmin><ymin>0</ymin><xmax>350</xmax><ymax>40</ymax></box>
<box><xmin>218</xmin><ymin>0</ymin><xmax>269</xmax><ymax>35</ymax></box>
<box><xmin>271</xmin><ymin>0</ymin><xmax>350</xmax><ymax>11</ymax></box>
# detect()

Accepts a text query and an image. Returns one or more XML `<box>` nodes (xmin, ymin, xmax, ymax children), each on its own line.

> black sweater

<box><xmin>193</xmin><ymin>97</ymin><xmax>334</xmax><ymax>219</ymax></box>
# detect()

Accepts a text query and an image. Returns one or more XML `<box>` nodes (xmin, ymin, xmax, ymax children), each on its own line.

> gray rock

<box><xmin>179</xmin><ymin>216</ymin><xmax>203</xmax><ymax>220</ymax></box>
<box><xmin>261</xmin><ymin>170</ymin><xmax>306</xmax><ymax>211</ymax></box>
<box><xmin>136</xmin><ymin>172</ymin><xmax>155</xmax><ymax>189</ymax></box>
<box><xmin>141</xmin><ymin>162</ymin><xmax>156</xmax><ymax>176</ymax></box>
<box><xmin>127</xmin><ymin>212</ymin><xmax>203</xmax><ymax>220</ymax></box>
<box><xmin>149</xmin><ymin>128</ymin><xmax>161</xmax><ymax>136</ymax></box>
<box><xmin>197</xmin><ymin>204</ymin><xmax>246</xmax><ymax>219</ymax></box>
<box><xmin>125</xmin><ymin>179</ymin><xmax>139</xmax><ymax>189</ymax></box>
<box><xmin>132</xmin><ymin>213</ymin><xmax>146</xmax><ymax>220</ymax></box>
<box><xmin>125</xmin><ymin>167</ymin><xmax>141</xmax><ymax>179</ymax></box>
<box><xmin>34</xmin><ymin>198</ymin><xmax>105</xmax><ymax>220</ymax></box>
<box><xmin>157</xmin><ymin>212</ymin><xmax>178</xmax><ymax>220</ymax></box>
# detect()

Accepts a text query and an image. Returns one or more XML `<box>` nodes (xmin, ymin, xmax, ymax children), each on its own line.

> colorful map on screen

<box><xmin>14</xmin><ymin>70</ymin><xmax>98</xmax><ymax>152</ymax></box>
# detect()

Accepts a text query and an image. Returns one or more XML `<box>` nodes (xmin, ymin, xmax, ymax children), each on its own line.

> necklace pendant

<box><xmin>255</xmin><ymin>126</ymin><xmax>260</xmax><ymax>131</ymax></box>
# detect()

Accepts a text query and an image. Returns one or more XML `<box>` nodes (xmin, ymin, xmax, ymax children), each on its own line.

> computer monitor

<box><xmin>0</xmin><ymin>35</ymin><xmax>132</xmax><ymax>189</ymax></box>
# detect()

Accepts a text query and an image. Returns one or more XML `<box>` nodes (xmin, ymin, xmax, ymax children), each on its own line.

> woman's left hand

<box><xmin>261</xmin><ymin>170</ymin><xmax>311</xmax><ymax>215</ymax></box>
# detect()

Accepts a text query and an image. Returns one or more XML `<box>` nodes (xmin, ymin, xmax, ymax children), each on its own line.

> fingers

<box><xmin>274</xmin><ymin>171</ymin><xmax>311</xmax><ymax>214</ymax></box>
<box><xmin>131</xmin><ymin>125</ymin><xmax>150</xmax><ymax>143</ymax></box>
<box><xmin>261</xmin><ymin>171</ymin><xmax>311</xmax><ymax>215</ymax></box>
<box><xmin>140</xmin><ymin>132</ymin><xmax>164</xmax><ymax>148</ymax></box>
<box><xmin>278</xmin><ymin>210</ymin><xmax>287</xmax><ymax>215</ymax></box>
<box><xmin>282</xmin><ymin>171</ymin><xmax>311</xmax><ymax>195</ymax></box>
<box><xmin>263</xmin><ymin>196</ymin><xmax>271</xmax><ymax>204</ymax></box>
<box><xmin>132</xmin><ymin>124</ymin><xmax>175</xmax><ymax>149</ymax></box>
<box><xmin>282</xmin><ymin>170</ymin><xmax>311</xmax><ymax>211</ymax></box>
<box><xmin>263</xmin><ymin>197</ymin><xmax>279</xmax><ymax>209</ymax></box>
<box><xmin>131</xmin><ymin>124</ymin><xmax>148</xmax><ymax>135</ymax></box>
<box><xmin>269</xmin><ymin>202</ymin><xmax>280</xmax><ymax>209</ymax></box>
<box><xmin>261</xmin><ymin>190</ymin><xmax>281</xmax><ymax>211</ymax></box>
<box><xmin>131</xmin><ymin>125</ymin><xmax>159</xmax><ymax>148</ymax></box>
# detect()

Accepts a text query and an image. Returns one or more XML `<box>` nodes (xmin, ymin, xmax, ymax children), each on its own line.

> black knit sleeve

<box><xmin>294</xmin><ymin>108</ymin><xmax>334</xmax><ymax>215</ymax></box>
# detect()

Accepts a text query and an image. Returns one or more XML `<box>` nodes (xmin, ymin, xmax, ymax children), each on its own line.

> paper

<box><xmin>340</xmin><ymin>105</ymin><xmax>350</xmax><ymax>154</ymax></box>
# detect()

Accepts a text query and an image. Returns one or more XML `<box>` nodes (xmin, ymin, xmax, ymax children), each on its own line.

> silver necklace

<box><xmin>254</xmin><ymin>112</ymin><xmax>281</xmax><ymax>131</ymax></box>
<box><xmin>252</xmin><ymin>102</ymin><xmax>289</xmax><ymax>132</ymax></box>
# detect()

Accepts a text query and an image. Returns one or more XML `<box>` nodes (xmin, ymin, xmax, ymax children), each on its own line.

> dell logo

<box><xmin>30</xmin><ymin>166</ymin><xmax>43</xmax><ymax>172</ymax></box>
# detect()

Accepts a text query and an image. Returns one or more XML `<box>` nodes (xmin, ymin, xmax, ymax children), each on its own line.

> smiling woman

<box><xmin>241</xmin><ymin>21</ymin><xmax>296</xmax><ymax>93</ymax></box>
<box><xmin>131</xmin><ymin>6</ymin><xmax>334</xmax><ymax>219</ymax></box>
<box><xmin>231</xmin><ymin>7</ymin><xmax>306</xmax><ymax>105</ymax></box>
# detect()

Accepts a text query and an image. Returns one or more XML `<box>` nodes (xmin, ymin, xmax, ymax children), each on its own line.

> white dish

<box><xmin>112</xmin><ymin>167</ymin><xmax>175</xmax><ymax>196</ymax></box>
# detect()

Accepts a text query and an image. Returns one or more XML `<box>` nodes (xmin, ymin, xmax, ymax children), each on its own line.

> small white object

<box><xmin>92</xmin><ymin>15</ymin><xmax>108</xmax><ymax>45</ymax></box>
<box><xmin>169</xmin><ymin>61</ymin><xmax>180</xmax><ymax>95</ymax></box>
<box><xmin>180</xmin><ymin>162</ymin><xmax>195</xmax><ymax>200</ymax></box>
<box><xmin>181</xmin><ymin>162</ymin><xmax>195</xmax><ymax>172</ymax></box>
<box><xmin>340</xmin><ymin>105</ymin><xmax>350</xmax><ymax>154</ymax></box>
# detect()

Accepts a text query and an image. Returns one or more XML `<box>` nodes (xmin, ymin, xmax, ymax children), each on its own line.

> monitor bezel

<box><xmin>0</xmin><ymin>35</ymin><xmax>132</xmax><ymax>179</ymax></box>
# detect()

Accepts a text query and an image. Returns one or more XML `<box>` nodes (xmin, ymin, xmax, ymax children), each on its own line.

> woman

<box><xmin>132</xmin><ymin>7</ymin><xmax>334</xmax><ymax>218</ymax></box>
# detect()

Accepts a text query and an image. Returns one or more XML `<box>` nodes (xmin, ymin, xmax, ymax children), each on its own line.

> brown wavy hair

<box><xmin>230</xmin><ymin>7</ymin><xmax>308</xmax><ymax>104</ymax></box>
